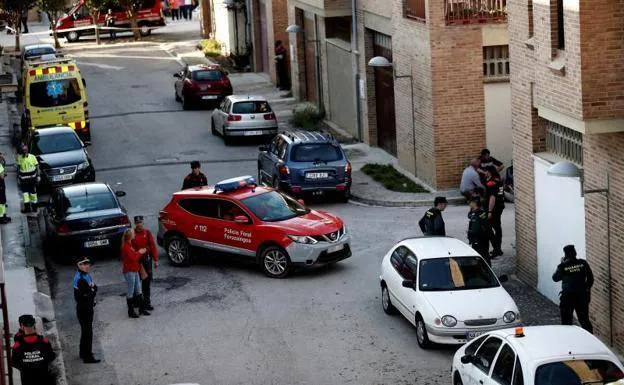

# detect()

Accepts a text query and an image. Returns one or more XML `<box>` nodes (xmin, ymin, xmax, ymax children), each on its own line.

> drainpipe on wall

<box><xmin>351</xmin><ymin>0</ymin><xmax>362</xmax><ymax>141</ymax></box>
<box><xmin>314</xmin><ymin>14</ymin><xmax>323</xmax><ymax>112</ymax></box>
<box><xmin>244</xmin><ymin>0</ymin><xmax>252</xmax><ymax>69</ymax></box>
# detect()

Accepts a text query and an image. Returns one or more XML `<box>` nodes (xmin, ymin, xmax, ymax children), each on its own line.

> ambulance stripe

<box><xmin>35</xmin><ymin>69</ymin><xmax>43</xmax><ymax>76</ymax></box>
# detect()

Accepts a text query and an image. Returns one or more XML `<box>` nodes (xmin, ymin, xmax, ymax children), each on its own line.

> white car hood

<box><xmin>422</xmin><ymin>287</ymin><xmax>517</xmax><ymax>321</ymax></box>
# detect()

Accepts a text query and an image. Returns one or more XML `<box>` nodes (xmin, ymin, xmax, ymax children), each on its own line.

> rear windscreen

<box><xmin>290</xmin><ymin>143</ymin><xmax>344</xmax><ymax>162</ymax></box>
<box><xmin>232</xmin><ymin>101</ymin><xmax>272</xmax><ymax>114</ymax></box>
<box><xmin>193</xmin><ymin>70</ymin><xmax>223</xmax><ymax>81</ymax></box>
<box><xmin>29</xmin><ymin>78</ymin><xmax>82</xmax><ymax>108</ymax></box>
<box><xmin>25</xmin><ymin>48</ymin><xmax>55</xmax><ymax>59</ymax></box>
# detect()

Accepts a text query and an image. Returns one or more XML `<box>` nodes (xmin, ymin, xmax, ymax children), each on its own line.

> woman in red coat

<box><xmin>120</xmin><ymin>229</ymin><xmax>149</xmax><ymax>318</ymax></box>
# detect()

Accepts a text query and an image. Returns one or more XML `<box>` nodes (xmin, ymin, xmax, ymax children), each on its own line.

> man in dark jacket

<box><xmin>73</xmin><ymin>257</ymin><xmax>100</xmax><ymax>363</ymax></box>
<box><xmin>182</xmin><ymin>160</ymin><xmax>208</xmax><ymax>190</ymax></box>
<box><xmin>11</xmin><ymin>314</ymin><xmax>56</xmax><ymax>385</ymax></box>
<box><xmin>552</xmin><ymin>245</ymin><xmax>594</xmax><ymax>333</ymax></box>
<box><xmin>467</xmin><ymin>197</ymin><xmax>491</xmax><ymax>265</ymax></box>
<box><xmin>419</xmin><ymin>197</ymin><xmax>447</xmax><ymax>236</ymax></box>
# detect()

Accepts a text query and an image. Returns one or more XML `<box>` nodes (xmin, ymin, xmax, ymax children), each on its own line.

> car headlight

<box><xmin>342</xmin><ymin>225</ymin><xmax>347</xmax><ymax>234</ymax></box>
<box><xmin>77</xmin><ymin>161</ymin><xmax>90</xmax><ymax>170</ymax></box>
<box><xmin>503</xmin><ymin>311</ymin><xmax>517</xmax><ymax>323</ymax></box>
<box><xmin>441</xmin><ymin>315</ymin><xmax>457</xmax><ymax>327</ymax></box>
<box><xmin>288</xmin><ymin>235</ymin><xmax>318</xmax><ymax>244</ymax></box>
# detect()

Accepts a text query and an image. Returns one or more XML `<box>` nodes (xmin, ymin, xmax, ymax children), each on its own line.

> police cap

<box><xmin>563</xmin><ymin>245</ymin><xmax>577</xmax><ymax>258</ymax></box>
<box><xmin>134</xmin><ymin>215</ymin><xmax>144</xmax><ymax>224</ymax></box>
<box><xmin>18</xmin><ymin>314</ymin><xmax>35</xmax><ymax>327</ymax></box>
<box><xmin>73</xmin><ymin>256</ymin><xmax>91</xmax><ymax>266</ymax></box>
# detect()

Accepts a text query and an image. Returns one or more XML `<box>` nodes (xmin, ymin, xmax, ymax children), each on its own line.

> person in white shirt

<box><xmin>183</xmin><ymin>0</ymin><xmax>193</xmax><ymax>20</ymax></box>
<box><xmin>460</xmin><ymin>158</ymin><xmax>484</xmax><ymax>200</ymax></box>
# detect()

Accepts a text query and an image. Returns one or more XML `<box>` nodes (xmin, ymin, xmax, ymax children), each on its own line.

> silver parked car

<box><xmin>210</xmin><ymin>95</ymin><xmax>278</xmax><ymax>145</ymax></box>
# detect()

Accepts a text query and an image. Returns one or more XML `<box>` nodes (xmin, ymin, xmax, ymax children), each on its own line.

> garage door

<box><xmin>534</xmin><ymin>156</ymin><xmax>586</xmax><ymax>303</ymax></box>
<box><xmin>326</xmin><ymin>42</ymin><xmax>356</xmax><ymax>136</ymax></box>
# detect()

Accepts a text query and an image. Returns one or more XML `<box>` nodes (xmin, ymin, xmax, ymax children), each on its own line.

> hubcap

<box><xmin>382</xmin><ymin>288</ymin><xmax>389</xmax><ymax>310</ymax></box>
<box><xmin>168</xmin><ymin>240</ymin><xmax>186</xmax><ymax>263</ymax></box>
<box><xmin>69</xmin><ymin>32</ymin><xmax>77</xmax><ymax>40</ymax></box>
<box><xmin>416</xmin><ymin>320</ymin><xmax>425</xmax><ymax>343</ymax></box>
<box><xmin>141</xmin><ymin>26</ymin><xmax>149</xmax><ymax>34</ymax></box>
<box><xmin>264</xmin><ymin>250</ymin><xmax>287</xmax><ymax>276</ymax></box>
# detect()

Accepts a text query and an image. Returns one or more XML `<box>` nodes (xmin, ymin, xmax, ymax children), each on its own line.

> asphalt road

<box><xmin>44</xmin><ymin>29</ymin><xmax>516</xmax><ymax>385</ymax></box>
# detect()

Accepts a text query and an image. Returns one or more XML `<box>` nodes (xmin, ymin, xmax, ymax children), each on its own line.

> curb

<box><xmin>349</xmin><ymin>192</ymin><xmax>466</xmax><ymax>208</ymax></box>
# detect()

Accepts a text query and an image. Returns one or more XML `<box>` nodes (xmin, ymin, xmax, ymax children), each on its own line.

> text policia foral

<box><xmin>224</xmin><ymin>228</ymin><xmax>252</xmax><ymax>244</ymax></box>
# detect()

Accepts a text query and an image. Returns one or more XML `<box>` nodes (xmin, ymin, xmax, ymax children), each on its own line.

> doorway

<box><xmin>373</xmin><ymin>32</ymin><xmax>396</xmax><ymax>156</ymax></box>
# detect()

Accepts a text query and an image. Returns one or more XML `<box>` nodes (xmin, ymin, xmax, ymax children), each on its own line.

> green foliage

<box><xmin>291</xmin><ymin>102</ymin><xmax>325</xmax><ymax>129</ymax></box>
<box><xmin>361</xmin><ymin>164</ymin><xmax>428</xmax><ymax>193</ymax></box>
<box><xmin>2</xmin><ymin>0</ymin><xmax>37</xmax><ymax>13</ymax></box>
<box><xmin>36</xmin><ymin>0</ymin><xmax>66</xmax><ymax>13</ymax></box>
<box><xmin>116</xmin><ymin>0</ymin><xmax>146</xmax><ymax>13</ymax></box>
<box><xmin>198</xmin><ymin>39</ymin><xmax>222</xmax><ymax>57</ymax></box>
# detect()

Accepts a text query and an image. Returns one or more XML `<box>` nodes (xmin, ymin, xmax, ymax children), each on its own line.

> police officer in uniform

<box><xmin>552</xmin><ymin>245</ymin><xmax>594</xmax><ymax>333</ymax></box>
<box><xmin>467</xmin><ymin>197</ymin><xmax>491</xmax><ymax>265</ymax></box>
<box><xmin>181</xmin><ymin>160</ymin><xmax>208</xmax><ymax>190</ymax></box>
<box><xmin>16</xmin><ymin>144</ymin><xmax>39</xmax><ymax>214</ymax></box>
<box><xmin>484</xmin><ymin>166</ymin><xmax>505</xmax><ymax>257</ymax></box>
<box><xmin>73</xmin><ymin>256</ymin><xmax>100</xmax><ymax>363</ymax></box>
<box><xmin>11</xmin><ymin>314</ymin><xmax>56</xmax><ymax>385</ymax></box>
<box><xmin>418</xmin><ymin>197</ymin><xmax>447</xmax><ymax>236</ymax></box>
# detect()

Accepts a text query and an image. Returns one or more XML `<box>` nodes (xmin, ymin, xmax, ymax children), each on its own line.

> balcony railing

<box><xmin>445</xmin><ymin>0</ymin><xmax>507</xmax><ymax>25</ymax></box>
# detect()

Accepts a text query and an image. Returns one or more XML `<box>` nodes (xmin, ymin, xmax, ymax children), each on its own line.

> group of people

<box><xmin>165</xmin><ymin>0</ymin><xmax>198</xmax><ymax>21</ymax></box>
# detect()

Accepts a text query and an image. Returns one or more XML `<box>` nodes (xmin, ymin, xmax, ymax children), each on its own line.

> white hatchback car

<box><xmin>379</xmin><ymin>237</ymin><xmax>521</xmax><ymax>349</ymax></box>
<box><xmin>452</xmin><ymin>325</ymin><xmax>624</xmax><ymax>385</ymax></box>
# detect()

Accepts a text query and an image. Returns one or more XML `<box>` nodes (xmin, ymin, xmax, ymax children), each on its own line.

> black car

<box><xmin>29</xmin><ymin>126</ymin><xmax>95</xmax><ymax>192</ymax></box>
<box><xmin>42</xmin><ymin>183</ymin><xmax>131</xmax><ymax>259</ymax></box>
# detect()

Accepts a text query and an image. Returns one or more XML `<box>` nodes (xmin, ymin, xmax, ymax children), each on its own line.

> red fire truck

<box><xmin>56</xmin><ymin>0</ymin><xmax>165</xmax><ymax>42</ymax></box>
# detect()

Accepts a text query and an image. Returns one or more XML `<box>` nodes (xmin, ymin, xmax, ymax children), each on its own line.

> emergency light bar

<box><xmin>214</xmin><ymin>176</ymin><xmax>257</xmax><ymax>193</ymax></box>
<box><xmin>26</xmin><ymin>57</ymin><xmax>76</xmax><ymax>68</ymax></box>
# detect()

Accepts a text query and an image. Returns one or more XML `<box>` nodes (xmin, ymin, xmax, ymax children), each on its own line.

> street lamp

<box><xmin>367</xmin><ymin>56</ymin><xmax>417</xmax><ymax>172</ymax></box>
<box><xmin>286</xmin><ymin>23</ymin><xmax>323</xmax><ymax>111</ymax></box>
<box><xmin>547</xmin><ymin>161</ymin><xmax>612</xmax><ymax>346</ymax></box>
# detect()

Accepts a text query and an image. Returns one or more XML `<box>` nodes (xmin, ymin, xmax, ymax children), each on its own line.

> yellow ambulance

<box><xmin>22</xmin><ymin>59</ymin><xmax>91</xmax><ymax>143</ymax></box>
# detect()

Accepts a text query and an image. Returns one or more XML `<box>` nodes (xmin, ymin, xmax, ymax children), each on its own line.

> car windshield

<box><xmin>25</xmin><ymin>47</ymin><xmax>55</xmax><ymax>59</ymax></box>
<box><xmin>193</xmin><ymin>70</ymin><xmax>223</xmax><ymax>81</ymax></box>
<box><xmin>29</xmin><ymin>78</ymin><xmax>82</xmax><ymax>108</ymax></box>
<box><xmin>241</xmin><ymin>191</ymin><xmax>308</xmax><ymax>222</ymax></box>
<box><xmin>290</xmin><ymin>143</ymin><xmax>344</xmax><ymax>162</ymax></box>
<box><xmin>232</xmin><ymin>101</ymin><xmax>272</xmax><ymax>114</ymax></box>
<box><xmin>535</xmin><ymin>360</ymin><xmax>624</xmax><ymax>385</ymax></box>
<box><xmin>418</xmin><ymin>256</ymin><xmax>499</xmax><ymax>291</ymax></box>
<box><xmin>63</xmin><ymin>192</ymin><xmax>118</xmax><ymax>215</ymax></box>
<box><xmin>31</xmin><ymin>132</ymin><xmax>82</xmax><ymax>155</ymax></box>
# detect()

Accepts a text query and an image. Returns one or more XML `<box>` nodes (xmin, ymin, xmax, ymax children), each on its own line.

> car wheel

<box><xmin>339</xmin><ymin>189</ymin><xmax>350</xmax><ymax>203</ymax></box>
<box><xmin>381</xmin><ymin>285</ymin><xmax>397</xmax><ymax>315</ymax></box>
<box><xmin>166</xmin><ymin>235</ymin><xmax>191</xmax><ymax>267</ymax></box>
<box><xmin>66</xmin><ymin>31</ymin><xmax>79</xmax><ymax>42</ymax></box>
<box><xmin>223</xmin><ymin>131</ymin><xmax>233</xmax><ymax>146</ymax></box>
<box><xmin>182</xmin><ymin>94</ymin><xmax>191</xmax><ymax>110</ymax></box>
<box><xmin>415</xmin><ymin>314</ymin><xmax>432</xmax><ymax>349</ymax></box>
<box><xmin>260</xmin><ymin>246</ymin><xmax>291</xmax><ymax>278</ymax></box>
<box><xmin>139</xmin><ymin>24</ymin><xmax>151</xmax><ymax>36</ymax></box>
<box><xmin>211</xmin><ymin>118</ymin><xmax>217</xmax><ymax>135</ymax></box>
<box><xmin>175</xmin><ymin>89</ymin><xmax>181</xmax><ymax>102</ymax></box>
<box><xmin>453</xmin><ymin>372</ymin><xmax>464</xmax><ymax>385</ymax></box>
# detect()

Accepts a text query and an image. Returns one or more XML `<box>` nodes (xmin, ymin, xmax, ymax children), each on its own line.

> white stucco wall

<box><xmin>212</xmin><ymin>0</ymin><xmax>248</xmax><ymax>56</ymax></box>
<box><xmin>534</xmin><ymin>156</ymin><xmax>586</xmax><ymax>304</ymax></box>
<box><xmin>484</xmin><ymin>82</ymin><xmax>513</xmax><ymax>167</ymax></box>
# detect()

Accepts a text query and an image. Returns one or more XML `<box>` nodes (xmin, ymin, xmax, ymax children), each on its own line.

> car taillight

<box><xmin>118</xmin><ymin>216</ymin><xmax>129</xmax><ymax>225</ymax></box>
<box><xmin>345</xmin><ymin>162</ymin><xmax>352</xmax><ymax>174</ymax></box>
<box><xmin>278</xmin><ymin>164</ymin><xmax>289</xmax><ymax>175</ymax></box>
<box><xmin>158</xmin><ymin>210</ymin><xmax>167</xmax><ymax>221</ymax></box>
<box><xmin>185</xmin><ymin>79</ymin><xmax>199</xmax><ymax>89</ymax></box>
<box><xmin>264</xmin><ymin>112</ymin><xmax>276</xmax><ymax>120</ymax></box>
<box><xmin>57</xmin><ymin>223</ymin><xmax>70</xmax><ymax>234</ymax></box>
<box><xmin>227</xmin><ymin>114</ymin><xmax>242</xmax><ymax>122</ymax></box>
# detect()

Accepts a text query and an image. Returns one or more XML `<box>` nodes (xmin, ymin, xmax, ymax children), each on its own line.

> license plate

<box><xmin>202</xmin><ymin>95</ymin><xmax>218</xmax><ymax>99</ymax></box>
<box><xmin>312</xmin><ymin>190</ymin><xmax>324</xmax><ymax>196</ymax></box>
<box><xmin>51</xmin><ymin>174</ymin><xmax>73</xmax><ymax>182</ymax></box>
<box><xmin>306</xmin><ymin>172</ymin><xmax>329</xmax><ymax>179</ymax></box>
<box><xmin>466</xmin><ymin>331</ymin><xmax>484</xmax><ymax>339</ymax></box>
<box><xmin>328</xmin><ymin>243</ymin><xmax>344</xmax><ymax>253</ymax></box>
<box><xmin>244</xmin><ymin>130</ymin><xmax>263</xmax><ymax>136</ymax></box>
<box><xmin>84</xmin><ymin>239</ymin><xmax>109</xmax><ymax>248</ymax></box>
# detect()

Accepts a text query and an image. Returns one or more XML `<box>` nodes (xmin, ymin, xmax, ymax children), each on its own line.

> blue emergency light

<box><xmin>213</xmin><ymin>176</ymin><xmax>257</xmax><ymax>193</ymax></box>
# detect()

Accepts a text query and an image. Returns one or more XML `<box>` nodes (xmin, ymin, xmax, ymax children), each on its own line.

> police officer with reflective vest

<box><xmin>552</xmin><ymin>245</ymin><xmax>594</xmax><ymax>333</ymax></box>
<box><xmin>467</xmin><ymin>197</ymin><xmax>491</xmax><ymax>265</ymax></box>
<box><xmin>16</xmin><ymin>143</ymin><xmax>39</xmax><ymax>214</ymax></box>
<box><xmin>418</xmin><ymin>197</ymin><xmax>447</xmax><ymax>236</ymax></box>
<box><xmin>182</xmin><ymin>160</ymin><xmax>208</xmax><ymax>190</ymax></box>
<box><xmin>73</xmin><ymin>256</ymin><xmax>100</xmax><ymax>363</ymax></box>
<box><xmin>11</xmin><ymin>314</ymin><xmax>56</xmax><ymax>385</ymax></box>
<box><xmin>484</xmin><ymin>166</ymin><xmax>505</xmax><ymax>257</ymax></box>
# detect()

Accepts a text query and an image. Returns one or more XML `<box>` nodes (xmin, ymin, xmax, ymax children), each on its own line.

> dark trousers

<box><xmin>181</xmin><ymin>6</ymin><xmax>188</xmax><ymax>19</ymax></box>
<box><xmin>21</xmin><ymin>371</ymin><xmax>54</xmax><ymax>385</ymax></box>
<box><xmin>21</xmin><ymin>18</ymin><xmax>28</xmax><ymax>33</ymax></box>
<box><xmin>276</xmin><ymin>62</ymin><xmax>291</xmax><ymax>90</ymax></box>
<box><xmin>141</xmin><ymin>256</ymin><xmax>153</xmax><ymax>305</ymax></box>
<box><xmin>471</xmin><ymin>241</ymin><xmax>490</xmax><ymax>266</ymax></box>
<box><xmin>171</xmin><ymin>9</ymin><xmax>179</xmax><ymax>20</ymax></box>
<box><xmin>560</xmin><ymin>292</ymin><xmax>593</xmax><ymax>333</ymax></box>
<box><xmin>77</xmin><ymin>306</ymin><xmax>94</xmax><ymax>358</ymax></box>
<box><xmin>490</xmin><ymin>208</ymin><xmax>503</xmax><ymax>252</ymax></box>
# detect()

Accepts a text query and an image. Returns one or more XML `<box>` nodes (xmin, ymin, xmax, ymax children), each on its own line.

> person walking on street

<box><xmin>0</xmin><ymin>153</ymin><xmax>11</xmax><ymax>224</ymax></box>
<box><xmin>467</xmin><ymin>197</ymin><xmax>491</xmax><ymax>266</ymax></box>
<box><xmin>11</xmin><ymin>315</ymin><xmax>56</xmax><ymax>385</ymax></box>
<box><xmin>552</xmin><ymin>245</ymin><xmax>594</xmax><ymax>333</ymax></box>
<box><xmin>121</xmin><ymin>229</ymin><xmax>149</xmax><ymax>318</ymax></box>
<box><xmin>132</xmin><ymin>216</ymin><xmax>158</xmax><ymax>311</ymax></box>
<box><xmin>182</xmin><ymin>160</ymin><xmax>208</xmax><ymax>190</ymax></box>
<box><xmin>17</xmin><ymin>144</ymin><xmax>39</xmax><ymax>214</ymax></box>
<box><xmin>105</xmin><ymin>9</ymin><xmax>116</xmax><ymax>40</ymax></box>
<box><xmin>418</xmin><ymin>197</ymin><xmax>447</xmax><ymax>236</ymax></box>
<box><xmin>73</xmin><ymin>256</ymin><xmax>100</xmax><ymax>363</ymax></box>
<box><xmin>484</xmin><ymin>166</ymin><xmax>505</xmax><ymax>258</ymax></box>
<box><xmin>170</xmin><ymin>0</ymin><xmax>179</xmax><ymax>20</ymax></box>
<box><xmin>460</xmin><ymin>158</ymin><xmax>484</xmax><ymax>201</ymax></box>
<box><xmin>20</xmin><ymin>9</ymin><xmax>29</xmax><ymax>34</ymax></box>
<box><xmin>275</xmin><ymin>41</ymin><xmax>291</xmax><ymax>91</ymax></box>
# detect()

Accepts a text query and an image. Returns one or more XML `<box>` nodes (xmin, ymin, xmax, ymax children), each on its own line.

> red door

<box><xmin>214</xmin><ymin>199</ymin><xmax>257</xmax><ymax>257</ymax></box>
<box><xmin>373</xmin><ymin>33</ymin><xmax>397</xmax><ymax>156</ymax></box>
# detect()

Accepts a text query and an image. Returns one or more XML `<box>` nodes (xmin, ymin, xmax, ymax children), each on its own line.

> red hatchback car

<box><xmin>157</xmin><ymin>176</ymin><xmax>352</xmax><ymax>278</ymax></box>
<box><xmin>174</xmin><ymin>64</ymin><xmax>233</xmax><ymax>109</ymax></box>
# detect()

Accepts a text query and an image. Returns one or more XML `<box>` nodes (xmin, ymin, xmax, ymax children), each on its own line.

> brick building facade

<box><xmin>285</xmin><ymin>0</ymin><xmax>511</xmax><ymax>190</ymax></box>
<box><xmin>510</xmin><ymin>0</ymin><xmax>624</xmax><ymax>351</ymax></box>
<box><xmin>251</xmin><ymin>0</ymin><xmax>290</xmax><ymax>84</ymax></box>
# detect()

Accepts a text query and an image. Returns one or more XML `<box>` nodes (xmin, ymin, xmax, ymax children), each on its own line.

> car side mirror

<box><xmin>259</xmin><ymin>145</ymin><xmax>268</xmax><ymax>152</ymax></box>
<box><xmin>297</xmin><ymin>199</ymin><xmax>305</xmax><ymax>206</ymax></box>
<box><xmin>82</xmin><ymin>78</ymin><xmax>86</xmax><ymax>87</ymax></box>
<box><xmin>460</xmin><ymin>355</ymin><xmax>473</xmax><ymax>365</ymax></box>
<box><xmin>498</xmin><ymin>274</ymin><xmax>509</xmax><ymax>283</ymax></box>
<box><xmin>115</xmin><ymin>190</ymin><xmax>126</xmax><ymax>197</ymax></box>
<box><xmin>402</xmin><ymin>280</ymin><xmax>415</xmax><ymax>290</ymax></box>
<box><xmin>234</xmin><ymin>215</ymin><xmax>249</xmax><ymax>224</ymax></box>
<box><xmin>173</xmin><ymin>73</ymin><xmax>181</xmax><ymax>78</ymax></box>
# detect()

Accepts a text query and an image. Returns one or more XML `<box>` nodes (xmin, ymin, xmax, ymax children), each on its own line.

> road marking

<box><xmin>95</xmin><ymin>158</ymin><xmax>257</xmax><ymax>172</ymax></box>
<box><xmin>74</xmin><ymin>61</ymin><xmax>125</xmax><ymax>70</ymax></box>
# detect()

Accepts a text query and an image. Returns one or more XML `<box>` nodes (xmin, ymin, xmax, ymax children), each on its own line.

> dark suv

<box><xmin>257</xmin><ymin>131</ymin><xmax>351</xmax><ymax>202</ymax></box>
